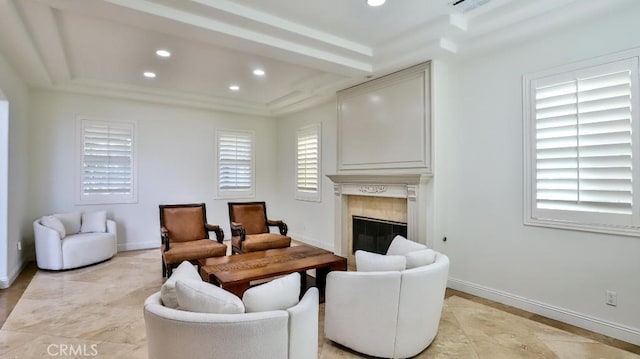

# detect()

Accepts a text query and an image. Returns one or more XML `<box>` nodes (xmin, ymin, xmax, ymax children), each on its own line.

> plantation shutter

<box><xmin>218</xmin><ymin>131</ymin><xmax>253</xmax><ymax>193</ymax></box>
<box><xmin>534</xmin><ymin>68</ymin><xmax>633</xmax><ymax>215</ymax></box>
<box><xmin>297</xmin><ymin>128</ymin><xmax>319</xmax><ymax>193</ymax></box>
<box><xmin>81</xmin><ymin>120</ymin><xmax>134</xmax><ymax>201</ymax></box>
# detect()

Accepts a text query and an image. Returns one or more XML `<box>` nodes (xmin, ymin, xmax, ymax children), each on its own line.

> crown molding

<box><xmin>0</xmin><ymin>0</ymin><xmax>52</xmax><ymax>87</ymax></box>
<box><xmin>52</xmin><ymin>79</ymin><xmax>272</xmax><ymax>117</ymax></box>
<box><xmin>14</xmin><ymin>0</ymin><xmax>71</xmax><ymax>84</ymax></box>
<box><xmin>191</xmin><ymin>0</ymin><xmax>372</xmax><ymax>57</ymax></box>
<box><xmin>103</xmin><ymin>0</ymin><xmax>373</xmax><ymax>74</ymax></box>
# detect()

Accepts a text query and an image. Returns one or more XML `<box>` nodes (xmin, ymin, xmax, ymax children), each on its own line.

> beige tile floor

<box><xmin>0</xmin><ymin>249</ymin><xmax>638</xmax><ymax>358</ymax></box>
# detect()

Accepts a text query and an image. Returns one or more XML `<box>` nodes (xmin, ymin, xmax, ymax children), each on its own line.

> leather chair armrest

<box><xmin>205</xmin><ymin>223</ymin><xmax>224</xmax><ymax>243</ymax></box>
<box><xmin>230</xmin><ymin>222</ymin><xmax>246</xmax><ymax>241</ymax></box>
<box><xmin>161</xmin><ymin>226</ymin><xmax>170</xmax><ymax>251</ymax></box>
<box><xmin>267</xmin><ymin>219</ymin><xmax>288</xmax><ymax>236</ymax></box>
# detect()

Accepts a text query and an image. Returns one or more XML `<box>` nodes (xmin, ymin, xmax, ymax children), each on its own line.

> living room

<box><xmin>1</xmin><ymin>0</ymin><xmax>640</xmax><ymax>357</ymax></box>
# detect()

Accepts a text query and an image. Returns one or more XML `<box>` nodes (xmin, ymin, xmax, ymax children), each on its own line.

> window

<box><xmin>78</xmin><ymin>118</ymin><xmax>136</xmax><ymax>204</ymax></box>
<box><xmin>524</xmin><ymin>50</ymin><xmax>640</xmax><ymax>236</ymax></box>
<box><xmin>295</xmin><ymin>124</ymin><xmax>321</xmax><ymax>202</ymax></box>
<box><xmin>217</xmin><ymin>130</ymin><xmax>254</xmax><ymax>198</ymax></box>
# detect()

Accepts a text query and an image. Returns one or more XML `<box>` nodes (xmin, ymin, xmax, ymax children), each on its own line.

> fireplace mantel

<box><xmin>326</xmin><ymin>174</ymin><xmax>431</xmax><ymax>185</ymax></box>
<box><xmin>327</xmin><ymin>173</ymin><xmax>431</xmax><ymax>257</ymax></box>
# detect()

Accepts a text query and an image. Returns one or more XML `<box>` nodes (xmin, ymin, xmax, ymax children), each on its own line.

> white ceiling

<box><xmin>0</xmin><ymin>0</ymin><xmax>632</xmax><ymax>117</ymax></box>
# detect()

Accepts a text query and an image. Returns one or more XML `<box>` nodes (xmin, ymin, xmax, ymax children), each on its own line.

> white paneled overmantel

<box><xmin>327</xmin><ymin>174</ymin><xmax>431</xmax><ymax>257</ymax></box>
<box><xmin>337</xmin><ymin>62</ymin><xmax>432</xmax><ymax>173</ymax></box>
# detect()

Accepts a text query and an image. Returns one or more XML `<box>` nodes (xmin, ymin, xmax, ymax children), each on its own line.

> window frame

<box><xmin>523</xmin><ymin>49</ymin><xmax>640</xmax><ymax>236</ymax></box>
<box><xmin>295</xmin><ymin>123</ymin><xmax>322</xmax><ymax>202</ymax></box>
<box><xmin>76</xmin><ymin>117</ymin><xmax>138</xmax><ymax>205</ymax></box>
<box><xmin>216</xmin><ymin>129</ymin><xmax>255</xmax><ymax>199</ymax></box>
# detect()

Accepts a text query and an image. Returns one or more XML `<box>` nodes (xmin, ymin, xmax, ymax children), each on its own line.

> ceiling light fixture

<box><xmin>253</xmin><ymin>69</ymin><xmax>265</xmax><ymax>76</ymax></box>
<box><xmin>143</xmin><ymin>71</ymin><xmax>156</xmax><ymax>78</ymax></box>
<box><xmin>367</xmin><ymin>0</ymin><xmax>386</xmax><ymax>6</ymax></box>
<box><xmin>229</xmin><ymin>85</ymin><xmax>240</xmax><ymax>91</ymax></box>
<box><xmin>156</xmin><ymin>49</ymin><xmax>171</xmax><ymax>57</ymax></box>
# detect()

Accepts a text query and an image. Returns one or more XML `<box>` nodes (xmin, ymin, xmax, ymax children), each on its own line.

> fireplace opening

<box><xmin>352</xmin><ymin>216</ymin><xmax>407</xmax><ymax>255</ymax></box>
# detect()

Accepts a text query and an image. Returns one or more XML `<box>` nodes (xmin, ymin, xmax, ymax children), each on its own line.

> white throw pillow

<box><xmin>405</xmin><ymin>249</ymin><xmax>436</xmax><ymax>269</ymax></box>
<box><xmin>176</xmin><ymin>279</ymin><xmax>245</xmax><ymax>314</ymax></box>
<box><xmin>41</xmin><ymin>215</ymin><xmax>66</xmax><ymax>238</ymax></box>
<box><xmin>54</xmin><ymin>212</ymin><xmax>82</xmax><ymax>235</ymax></box>
<box><xmin>160</xmin><ymin>261</ymin><xmax>201</xmax><ymax>308</ymax></box>
<box><xmin>386</xmin><ymin>235</ymin><xmax>427</xmax><ymax>255</ymax></box>
<box><xmin>355</xmin><ymin>250</ymin><xmax>406</xmax><ymax>272</ymax></box>
<box><xmin>242</xmin><ymin>272</ymin><xmax>300</xmax><ymax>313</ymax></box>
<box><xmin>80</xmin><ymin>211</ymin><xmax>107</xmax><ymax>233</ymax></box>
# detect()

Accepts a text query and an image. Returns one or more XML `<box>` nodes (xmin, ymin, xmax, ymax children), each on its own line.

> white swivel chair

<box><xmin>324</xmin><ymin>252</ymin><xmax>450</xmax><ymax>358</ymax></box>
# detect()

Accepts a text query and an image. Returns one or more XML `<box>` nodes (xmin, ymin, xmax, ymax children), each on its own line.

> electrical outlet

<box><xmin>606</xmin><ymin>290</ymin><xmax>617</xmax><ymax>307</ymax></box>
<box><xmin>17</xmin><ymin>241</ymin><xmax>22</xmax><ymax>251</ymax></box>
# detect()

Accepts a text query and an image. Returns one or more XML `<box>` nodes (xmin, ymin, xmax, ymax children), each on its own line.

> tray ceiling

<box><xmin>0</xmin><ymin>0</ymin><xmax>632</xmax><ymax>116</ymax></box>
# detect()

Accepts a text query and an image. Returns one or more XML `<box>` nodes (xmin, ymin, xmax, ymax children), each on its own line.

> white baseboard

<box><xmin>117</xmin><ymin>240</ymin><xmax>159</xmax><ymax>252</ymax></box>
<box><xmin>0</xmin><ymin>257</ymin><xmax>30</xmax><ymax>289</ymax></box>
<box><xmin>289</xmin><ymin>232</ymin><xmax>334</xmax><ymax>252</ymax></box>
<box><xmin>448</xmin><ymin>277</ymin><xmax>640</xmax><ymax>346</ymax></box>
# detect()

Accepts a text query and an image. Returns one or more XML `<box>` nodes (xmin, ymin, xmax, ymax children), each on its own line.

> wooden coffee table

<box><xmin>198</xmin><ymin>245</ymin><xmax>347</xmax><ymax>299</ymax></box>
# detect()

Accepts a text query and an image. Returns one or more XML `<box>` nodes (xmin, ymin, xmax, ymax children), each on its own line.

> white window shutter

<box><xmin>217</xmin><ymin>131</ymin><xmax>254</xmax><ymax>197</ymax></box>
<box><xmin>79</xmin><ymin>119</ymin><xmax>136</xmax><ymax>204</ymax></box>
<box><xmin>524</xmin><ymin>51</ymin><xmax>640</xmax><ymax>236</ymax></box>
<box><xmin>296</xmin><ymin>124</ymin><xmax>321</xmax><ymax>201</ymax></box>
<box><xmin>535</xmin><ymin>70</ymin><xmax>633</xmax><ymax>214</ymax></box>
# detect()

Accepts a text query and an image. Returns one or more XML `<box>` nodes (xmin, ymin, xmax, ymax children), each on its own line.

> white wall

<box><xmin>29</xmin><ymin>90</ymin><xmax>279</xmax><ymax>251</ymax></box>
<box><xmin>0</xmin><ymin>51</ymin><xmax>31</xmax><ymax>288</ymax></box>
<box><xmin>433</xmin><ymin>3</ymin><xmax>640</xmax><ymax>344</ymax></box>
<box><xmin>275</xmin><ymin>101</ymin><xmax>336</xmax><ymax>250</ymax></box>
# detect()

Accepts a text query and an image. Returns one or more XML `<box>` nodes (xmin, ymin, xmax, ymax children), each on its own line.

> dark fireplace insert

<box><xmin>352</xmin><ymin>216</ymin><xmax>407</xmax><ymax>254</ymax></box>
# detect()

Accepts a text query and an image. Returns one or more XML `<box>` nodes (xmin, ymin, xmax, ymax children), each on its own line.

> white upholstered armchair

<box><xmin>324</xmin><ymin>251</ymin><xmax>450</xmax><ymax>358</ymax></box>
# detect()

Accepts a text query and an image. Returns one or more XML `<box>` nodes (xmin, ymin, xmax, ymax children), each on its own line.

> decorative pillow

<box><xmin>242</xmin><ymin>272</ymin><xmax>300</xmax><ymax>313</ymax></box>
<box><xmin>41</xmin><ymin>215</ymin><xmax>66</xmax><ymax>238</ymax></box>
<box><xmin>81</xmin><ymin>211</ymin><xmax>107</xmax><ymax>233</ymax></box>
<box><xmin>54</xmin><ymin>212</ymin><xmax>82</xmax><ymax>235</ymax></box>
<box><xmin>160</xmin><ymin>261</ymin><xmax>201</xmax><ymax>308</ymax></box>
<box><xmin>386</xmin><ymin>235</ymin><xmax>427</xmax><ymax>255</ymax></box>
<box><xmin>355</xmin><ymin>250</ymin><xmax>406</xmax><ymax>272</ymax></box>
<box><xmin>405</xmin><ymin>249</ymin><xmax>436</xmax><ymax>269</ymax></box>
<box><xmin>176</xmin><ymin>279</ymin><xmax>245</xmax><ymax>314</ymax></box>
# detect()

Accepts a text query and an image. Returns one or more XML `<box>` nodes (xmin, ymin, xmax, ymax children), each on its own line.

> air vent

<box><xmin>449</xmin><ymin>0</ymin><xmax>492</xmax><ymax>13</ymax></box>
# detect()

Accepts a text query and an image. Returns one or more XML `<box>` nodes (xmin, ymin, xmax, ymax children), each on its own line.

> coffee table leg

<box><xmin>299</xmin><ymin>271</ymin><xmax>307</xmax><ymax>299</ymax></box>
<box><xmin>317</xmin><ymin>259</ymin><xmax>348</xmax><ymax>302</ymax></box>
<box><xmin>222</xmin><ymin>282</ymin><xmax>250</xmax><ymax>298</ymax></box>
<box><xmin>317</xmin><ymin>267</ymin><xmax>327</xmax><ymax>296</ymax></box>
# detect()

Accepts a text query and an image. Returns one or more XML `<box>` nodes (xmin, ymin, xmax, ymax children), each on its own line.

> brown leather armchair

<box><xmin>159</xmin><ymin>203</ymin><xmax>227</xmax><ymax>277</ymax></box>
<box><xmin>228</xmin><ymin>202</ymin><xmax>291</xmax><ymax>254</ymax></box>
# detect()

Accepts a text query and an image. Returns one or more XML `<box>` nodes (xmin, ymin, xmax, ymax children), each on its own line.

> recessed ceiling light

<box><xmin>367</xmin><ymin>0</ymin><xmax>386</xmax><ymax>6</ymax></box>
<box><xmin>156</xmin><ymin>49</ymin><xmax>171</xmax><ymax>58</ymax></box>
<box><xmin>229</xmin><ymin>85</ymin><xmax>240</xmax><ymax>91</ymax></box>
<box><xmin>253</xmin><ymin>69</ymin><xmax>265</xmax><ymax>76</ymax></box>
<box><xmin>143</xmin><ymin>71</ymin><xmax>156</xmax><ymax>78</ymax></box>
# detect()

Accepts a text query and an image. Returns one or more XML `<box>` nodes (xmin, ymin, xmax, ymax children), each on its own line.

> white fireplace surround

<box><xmin>327</xmin><ymin>174</ymin><xmax>431</xmax><ymax>257</ymax></box>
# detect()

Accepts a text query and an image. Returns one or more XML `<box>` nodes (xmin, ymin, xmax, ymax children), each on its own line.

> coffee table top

<box><xmin>199</xmin><ymin>245</ymin><xmax>345</xmax><ymax>285</ymax></box>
